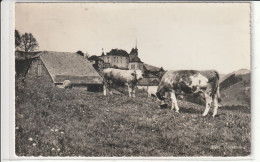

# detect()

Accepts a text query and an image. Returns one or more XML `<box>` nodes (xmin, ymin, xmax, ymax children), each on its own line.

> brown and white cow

<box><xmin>103</xmin><ymin>68</ymin><xmax>143</xmax><ymax>97</ymax></box>
<box><xmin>156</xmin><ymin>70</ymin><xmax>221</xmax><ymax>117</ymax></box>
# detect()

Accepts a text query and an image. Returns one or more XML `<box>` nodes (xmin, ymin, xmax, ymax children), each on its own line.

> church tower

<box><xmin>101</xmin><ymin>48</ymin><xmax>105</xmax><ymax>56</ymax></box>
<box><xmin>130</xmin><ymin>39</ymin><xmax>138</xmax><ymax>56</ymax></box>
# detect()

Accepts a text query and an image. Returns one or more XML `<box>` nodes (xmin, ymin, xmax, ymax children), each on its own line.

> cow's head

<box><xmin>131</xmin><ymin>70</ymin><xmax>144</xmax><ymax>81</ymax></box>
<box><xmin>155</xmin><ymin>91</ymin><xmax>169</xmax><ymax>108</ymax></box>
<box><xmin>156</xmin><ymin>91</ymin><xmax>164</xmax><ymax>100</ymax></box>
<box><xmin>155</xmin><ymin>88</ymin><xmax>170</xmax><ymax>101</ymax></box>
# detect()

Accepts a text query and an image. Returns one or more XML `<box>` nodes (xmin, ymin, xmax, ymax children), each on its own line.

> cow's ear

<box><xmin>131</xmin><ymin>72</ymin><xmax>136</xmax><ymax>76</ymax></box>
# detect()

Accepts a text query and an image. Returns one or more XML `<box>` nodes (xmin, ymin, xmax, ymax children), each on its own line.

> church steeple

<box><xmin>135</xmin><ymin>39</ymin><xmax>137</xmax><ymax>49</ymax></box>
<box><xmin>101</xmin><ymin>48</ymin><xmax>105</xmax><ymax>56</ymax></box>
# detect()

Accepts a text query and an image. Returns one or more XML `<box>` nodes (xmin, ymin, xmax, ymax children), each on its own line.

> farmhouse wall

<box><xmin>25</xmin><ymin>58</ymin><xmax>54</xmax><ymax>88</ymax></box>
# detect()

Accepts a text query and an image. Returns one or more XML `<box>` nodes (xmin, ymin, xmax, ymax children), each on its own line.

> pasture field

<box><xmin>15</xmin><ymin>78</ymin><xmax>251</xmax><ymax>157</ymax></box>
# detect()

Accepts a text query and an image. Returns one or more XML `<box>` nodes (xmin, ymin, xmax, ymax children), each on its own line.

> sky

<box><xmin>15</xmin><ymin>3</ymin><xmax>251</xmax><ymax>74</ymax></box>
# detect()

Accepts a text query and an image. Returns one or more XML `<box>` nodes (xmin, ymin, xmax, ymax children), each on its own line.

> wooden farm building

<box><xmin>137</xmin><ymin>77</ymin><xmax>160</xmax><ymax>90</ymax></box>
<box><xmin>22</xmin><ymin>51</ymin><xmax>103</xmax><ymax>91</ymax></box>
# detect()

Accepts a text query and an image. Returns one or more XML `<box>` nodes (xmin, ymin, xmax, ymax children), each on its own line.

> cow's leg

<box><xmin>212</xmin><ymin>95</ymin><xmax>219</xmax><ymax>117</ymax></box>
<box><xmin>127</xmin><ymin>84</ymin><xmax>132</xmax><ymax>97</ymax></box>
<box><xmin>132</xmin><ymin>86</ymin><xmax>136</xmax><ymax>98</ymax></box>
<box><xmin>202</xmin><ymin>93</ymin><xmax>212</xmax><ymax>116</ymax></box>
<box><xmin>170</xmin><ymin>92</ymin><xmax>179</xmax><ymax>113</ymax></box>
<box><xmin>108</xmin><ymin>83</ymin><xmax>113</xmax><ymax>95</ymax></box>
<box><xmin>103</xmin><ymin>84</ymin><xmax>107</xmax><ymax>96</ymax></box>
<box><xmin>109</xmin><ymin>88</ymin><xmax>113</xmax><ymax>95</ymax></box>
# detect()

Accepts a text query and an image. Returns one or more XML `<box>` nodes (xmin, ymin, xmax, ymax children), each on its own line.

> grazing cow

<box><xmin>103</xmin><ymin>68</ymin><xmax>143</xmax><ymax>97</ymax></box>
<box><xmin>156</xmin><ymin>70</ymin><xmax>221</xmax><ymax>117</ymax></box>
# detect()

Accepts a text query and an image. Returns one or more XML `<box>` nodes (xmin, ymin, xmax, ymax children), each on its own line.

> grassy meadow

<box><xmin>15</xmin><ymin>77</ymin><xmax>251</xmax><ymax>157</ymax></box>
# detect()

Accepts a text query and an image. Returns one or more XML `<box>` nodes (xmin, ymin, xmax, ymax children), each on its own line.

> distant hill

<box><xmin>143</xmin><ymin>63</ymin><xmax>161</xmax><ymax>71</ymax></box>
<box><xmin>219</xmin><ymin>69</ymin><xmax>250</xmax><ymax>83</ymax></box>
<box><xmin>219</xmin><ymin>73</ymin><xmax>226</xmax><ymax>81</ymax></box>
<box><xmin>219</xmin><ymin>69</ymin><xmax>250</xmax><ymax>107</ymax></box>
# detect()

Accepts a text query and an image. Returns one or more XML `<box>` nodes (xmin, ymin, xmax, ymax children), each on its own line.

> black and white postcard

<box><xmin>2</xmin><ymin>1</ymin><xmax>258</xmax><ymax>161</ymax></box>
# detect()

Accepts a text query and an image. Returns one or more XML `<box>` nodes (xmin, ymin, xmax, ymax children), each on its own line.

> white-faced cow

<box><xmin>156</xmin><ymin>70</ymin><xmax>221</xmax><ymax>117</ymax></box>
<box><xmin>103</xmin><ymin>68</ymin><xmax>143</xmax><ymax>97</ymax></box>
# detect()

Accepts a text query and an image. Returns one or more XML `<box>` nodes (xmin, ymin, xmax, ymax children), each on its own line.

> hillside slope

<box><xmin>219</xmin><ymin>69</ymin><xmax>250</xmax><ymax>83</ymax></box>
<box><xmin>219</xmin><ymin>70</ymin><xmax>250</xmax><ymax>107</ymax></box>
<box><xmin>143</xmin><ymin>63</ymin><xmax>161</xmax><ymax>71</ymax></box>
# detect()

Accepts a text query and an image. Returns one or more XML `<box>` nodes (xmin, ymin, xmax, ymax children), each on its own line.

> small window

<box><xmin>37</xmin><ymin>64</ymin><xmax>42</xmax><ymax>76</ymax></box>
<box><xmin>139</xmin><ymin>64</ymin><xmax>142</xmax><ymax>69</ymax></box>
<box><xmin>131</xmin><ymin>64</ymin><xmax>135</xmax><ymax>69</ymax></box>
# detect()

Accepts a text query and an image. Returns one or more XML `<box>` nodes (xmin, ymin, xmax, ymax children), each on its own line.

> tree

<box><xmin>15</xmin><ymin>29</ymin><xmax>21</xmax><ymax>49</ymax></box>
<box><xmin>76</xmin><ymin>50</ymin><xmax>84</xmax><ymax>56</ymax></box>
<box><xmin>159</xmin><ymin>67</ymin><xmax>165</xmax><ymax>72</ymax></box>
<box><xmin>20</xmin><ymin>33</ymin><xmax>39</xmax><ymax>52</ymax></box>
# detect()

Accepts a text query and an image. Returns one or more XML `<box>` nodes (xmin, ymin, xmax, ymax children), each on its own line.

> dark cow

<box><xmin>103</xmin><ymin>68</ymin><xmax>143</xmax><ymax>97</ymax></box>
<box><xmin>156</xmin><ymin>70</ymin><xmax>221</xmax><ymax>117</ymax></box>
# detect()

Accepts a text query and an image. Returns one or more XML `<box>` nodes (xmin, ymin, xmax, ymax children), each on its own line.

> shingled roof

<box><xmin>40</xmin><ymin>51</ymin><xmax>103</xmax><ymax>84</ymax></box>
<box><xmin>106</xmin><ymin>49</ymin><xmax>129</xmax><ymax>57</ymax></box>
<box><xmin>138</xmin><ymin>78</ymin><xmax>159</xmax><ymax>86</ymax></box>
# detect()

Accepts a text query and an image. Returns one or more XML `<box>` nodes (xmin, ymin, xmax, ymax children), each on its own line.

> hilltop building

<box><xmin>98</xmin><ymin>44</ymin><xmax>143</xmax><ymax>71</ymax></box>
<box><xmin>128</xmin><ymin>46</ymin><xmax>143</xmax><ymax>71</ymax></box>
<box><xmin>99</xmin><ymin>48</ymin><xmax>130</xmax><ymax>69</ymax></box>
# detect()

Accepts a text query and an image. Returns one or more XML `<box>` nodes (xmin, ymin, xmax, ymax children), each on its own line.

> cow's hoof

<box><xmin>175</xmin><ymin>111</ymin><xmax>179</xmax><ymax>113</ymax></box>
<box><xmin>202</xmin><ymin>114</ymin><xmax>207</xmax><ymax>117</ymax></box>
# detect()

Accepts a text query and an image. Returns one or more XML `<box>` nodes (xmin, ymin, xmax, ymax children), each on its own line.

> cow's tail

<box><xmin>214</xmin><ymin>71</ymin><xmax>221</xmax><ymax>103</ymax></box>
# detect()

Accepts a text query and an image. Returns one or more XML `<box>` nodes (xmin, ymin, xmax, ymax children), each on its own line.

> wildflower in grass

<box><xmin>28</xmin><ymin>137</ymin><xmax>33</xmax><ymax>141</ymax></box>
